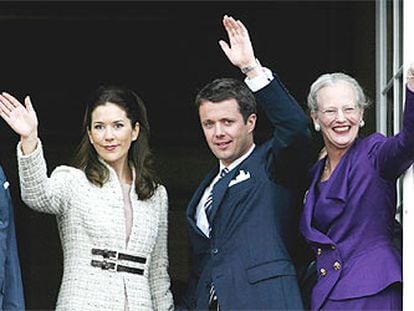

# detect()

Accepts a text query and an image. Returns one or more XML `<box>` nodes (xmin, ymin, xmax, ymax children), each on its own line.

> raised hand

<box><xmin>0</xmin><ymin>92</ymin><xmax>39</xmax><ymax>154</ymax></box>
<box><xmin>407</xmin><ymin>63</ymin><xmax>414</xmax><ymax>92</ymax></box>
<box><xmin>0</xmin><ymin>92</ymin><xmax>38</xmax><ymax>137</ymax></box>
<box><xmin>218</xmin><ymin>15</ymin><xmax>257</xmax><ymax>70</ymax></box>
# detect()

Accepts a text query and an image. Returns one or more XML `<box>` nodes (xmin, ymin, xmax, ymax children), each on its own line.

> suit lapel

<box><xmin>208</xmin><ymin>148</ymin><xmax>259</xmax><ymax>226</ymax></box>
<box><xmin>208</xmin><ymin>155</ymin><xmax>254</xmax><ymax>226</ymax></box>
<box><xmin>186</xmin><ymin>148</ymin><xmax>257</xmax><ymax>235</ymax></box>
<box><xmin>186</xmin><ymin>167</ymin><xmax>218</xmax><ymax>235</ymax></box>
<box><xmin>208</xmin><ymin>167</ymin><xmax>239</xmax><ymax>223</ymax></box>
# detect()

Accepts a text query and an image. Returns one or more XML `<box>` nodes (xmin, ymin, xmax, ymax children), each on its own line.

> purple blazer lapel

<box><xmin>300</xmin><ymin>161</ymin><xmax>334</xmax><ymax>245</ymax></box>
<box><xmin>300</xmin><ymin>142</ymin><xmax>357</xmax><ymax>245</ymax></box>
<box><xmin>324</xmin><ymin>157</ymin><xmax>350</xmax><ymax>202</ymax></box>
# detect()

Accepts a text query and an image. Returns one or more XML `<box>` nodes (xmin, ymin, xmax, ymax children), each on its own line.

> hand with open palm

<box><xmin>0</xmin><ymin>92</ymin><xmax>39</xmax><ymax>154</ymax></box>
<box><xmin>219</xmin><ymin>15</ymin><xmax>261</xmax><ymax>76</ymax></box>
<box><xmin>407</xmin><ymin>63</ymin><xmax>414</xmax><ymax>92</ymax></box>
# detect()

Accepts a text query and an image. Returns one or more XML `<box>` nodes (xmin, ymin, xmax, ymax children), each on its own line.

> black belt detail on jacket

<box><xmin>90</xmin><ymin>259</ymin><xmax>144</xmax><ymax>275</ymax></box>
<box><xmin>91</xmin><ymin>248</ymin><xmax>147</xmax><ymax>263</ymax></box>
<box><xmin>90</xmin><ymin>248</ymin><xmax>146</xmax><ymax>275</ymax></box>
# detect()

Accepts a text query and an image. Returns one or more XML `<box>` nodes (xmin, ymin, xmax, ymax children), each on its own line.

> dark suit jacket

<box><xmin>0</xmin><ymin>166</ymin><xmax>25</xmax><ymax>310</ymax></box>
<box><xmin>182</xmin><ymin>74</ymin><xmax>311</xmax><ymax>310</ymax></box>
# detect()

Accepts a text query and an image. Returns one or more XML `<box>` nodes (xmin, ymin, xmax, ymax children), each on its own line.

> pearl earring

<box><xmin>359</xmin><ymin>119</ymin><xmax>365</xmax><ymax>128</ymax></box>
<box><xmin>314</xmin><ymin>123</ymin><xmax>321</xmax><ymax>132</ymax></box>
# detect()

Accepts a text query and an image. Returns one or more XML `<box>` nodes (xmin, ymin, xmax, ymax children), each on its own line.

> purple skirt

<box><xmin>320</xmin><ymin>282</ymin><xmax>401</xmax><ymax>310</ymax></box>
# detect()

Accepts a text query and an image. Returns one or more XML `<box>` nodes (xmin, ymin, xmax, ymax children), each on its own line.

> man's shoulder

<box><xmin>232</xmin><ymin>141</ymin><xmax>274</xmax><ymax>174</ymax></box>
<box><xmin>0</xmin><ymin>166</ymin><xmax>9</xmax><ymax>195</ymax></box>
<box><xmin>248</xmin><ymin>140</ymin><xmax>273</xmax><ymax>158</ymax></box>
<box><xmin>0</xmin><ymin>165</ymin><xmax>5</xmax><ymax>180</ymax></box>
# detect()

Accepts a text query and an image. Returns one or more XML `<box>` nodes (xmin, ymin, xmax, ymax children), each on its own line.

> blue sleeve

<box><xmin>254</xmin><ymin>73</ymin><xmax>312</xmax><ymax>187</ymax></box>
<box><xmin>254</xmin><ymin>73</ymin><xmax>311</xmax><ymax>152</ymax></box>
<box><xmin>0</xmin><ymin>167</ymin><xmax>25</xmax><ymax>310</ymax></box>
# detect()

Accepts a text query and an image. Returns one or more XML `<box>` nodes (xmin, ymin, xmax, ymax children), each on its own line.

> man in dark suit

<box><xmin>0</xmin><ymin>166</ymin><xmax>25</xmax><ymax>310</ymax></box>
<box><xmin>181</xmin><ymin>15</ymin><xmax>311</xmax><ymax>310</ymax></box>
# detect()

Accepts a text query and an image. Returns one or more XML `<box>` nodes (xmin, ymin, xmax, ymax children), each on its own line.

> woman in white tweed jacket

<box><xmin>0</xmin><ymin>86</ymin><xmax>174</xmax><ymax>310</ymax></box>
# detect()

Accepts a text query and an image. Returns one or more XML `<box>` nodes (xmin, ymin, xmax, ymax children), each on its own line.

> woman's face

<box><xmin>88</xmin><ymin>102</ymin><xmax>139</xmax><ymax>170</ymax></box>
<box><xmin>311</xmin><ymin>82</ymin><xmax>364</xmax><ymax>152</ymax></box>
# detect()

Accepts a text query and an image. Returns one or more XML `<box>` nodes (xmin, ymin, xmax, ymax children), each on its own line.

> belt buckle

<box><xmin>101</xmin><ymin>259</ymin><xmax>117</xmax><ymax>272</ymax></box>
<box><xmin>102</xmin><ymin>249</ymin><xmax>118</xmax><ymax>260</ymax></box>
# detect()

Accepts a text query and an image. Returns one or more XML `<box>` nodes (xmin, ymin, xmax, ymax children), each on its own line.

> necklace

<box><xmin>324</xmin><ymin>160</ymin><xmax>331</xmax><ymax>173</ymax></box>
<box><xmin>321</xmin><ymin>159</ymin><xmax>332</xmax><ymax>181</ymax></box>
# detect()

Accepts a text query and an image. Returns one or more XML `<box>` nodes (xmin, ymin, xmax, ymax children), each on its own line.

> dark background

<box><xmin>0</xmin><ymin>1</ymin><xmax>375</xmax><ymax>309</ymax></box>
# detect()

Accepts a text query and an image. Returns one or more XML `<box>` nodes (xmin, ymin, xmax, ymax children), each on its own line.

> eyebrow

<box><xmin>92</xmin><ymin>119</ymin><xmax>125</xmax><ymax>124</ymax></box>
<box><xmin>322</xmin><ymin>103</ymin><xmax>356</xmax><ymax>109</ymax></box>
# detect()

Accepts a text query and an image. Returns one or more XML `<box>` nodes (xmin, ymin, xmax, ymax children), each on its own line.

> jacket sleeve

<box><xmin>0</xmin><ymin>167</ymin><xmax>25</xmax><ymax>310</ymax></box>
<box><xmin>17</xmin><ymin>139</ymin><xmax>74</xmax><ymax>215</ymax></box>
<box><xmin>254</xmin><ymin>73</ymin><xmax>312</xmax><ymax>187</ymax></box>
<box><xmin>255</xmin><ymin>73</ymin><xmax>311</xmax><ymax>151</ymax></box>
<box><xmin>148</xmin><ymin>185</ymin><xmax>174</xmax><ymax>310</ymax></box>
<box><xmin>371</xmin><ymin>86</ymin><xmax>414</xmax><ymax>180</ymax></box>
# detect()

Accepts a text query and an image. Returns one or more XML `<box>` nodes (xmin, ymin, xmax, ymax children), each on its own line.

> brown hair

<box><xmin>195</xmin><ymin>78</ymin><xmax>257</xmax><ymax>123</ymax></box>
<box><xmin>73</xmin><ymin>85</ymin><xmax>159</xmax><ymax>200</ymax></box>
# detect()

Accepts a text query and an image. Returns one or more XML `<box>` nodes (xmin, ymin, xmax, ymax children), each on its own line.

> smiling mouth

<box><xmin>215</xmin><ymin>141</ymin><xmax>231</xmax><ymax>149</ymax></box>
<box><xmin>332</xmin><ymin>126</ymin><xmax>351</xmax><ymax>133</ymax></box>
<box><xmin>104</xmin><ymin>145</ymin><xmax>118</xmax><ymax>151</ymax></box>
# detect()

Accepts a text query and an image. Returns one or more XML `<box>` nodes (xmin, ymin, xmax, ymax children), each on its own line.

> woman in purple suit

<box><xmin>300</xmin><ymin>64</ymin><xmax>414</xmax><ymax>310</ymax></box>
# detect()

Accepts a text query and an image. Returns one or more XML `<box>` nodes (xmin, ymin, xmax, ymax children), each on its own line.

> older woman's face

<box><xmin>311</xmin><ymin>82</ymin><xmax>363</xmax><ymax>152</ymax></box>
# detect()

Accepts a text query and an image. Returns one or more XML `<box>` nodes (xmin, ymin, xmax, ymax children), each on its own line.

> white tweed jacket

<box><xmin>17</xmin><ymin>140</ymin><xmax>174</xmax><ymax>310</ymax></box>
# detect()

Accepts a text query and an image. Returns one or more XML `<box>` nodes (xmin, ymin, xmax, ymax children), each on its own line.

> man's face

<box><xmin>199</xmin><ymin>98</ymin><xmax>256</xmax><ymax>167</ymax></box>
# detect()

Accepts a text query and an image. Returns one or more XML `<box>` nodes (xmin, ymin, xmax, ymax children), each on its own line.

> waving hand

<box><xmin>218</xmin><ymin>15</ymin><xmax>258</xmax><ymax>72</ymax></box>
<box><xmin>0</xmin><ymin>92</ymin><xmax>39</xmax><ymax>154</ymax></box>
<box><xmin>407</xmin><ymin>63</ymin><xmax>414</xmax><ymax>92</ymax></box>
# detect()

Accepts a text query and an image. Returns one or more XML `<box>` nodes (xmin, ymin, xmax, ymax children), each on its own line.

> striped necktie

<box><xmin>206</xmin><ymin>168</ymin><xmax>228</xmax><ymax>309</ymax></box>
<box><xmin>204</xmin><ymin>167</ymin><xmax>229</xmax><ymax>224</ymax></box>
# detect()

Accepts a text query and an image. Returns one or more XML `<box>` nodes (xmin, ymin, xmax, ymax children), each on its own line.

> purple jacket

<box><xmin>300</xmin><ymin>87</ymin><xmax>414</xmax><ymax>310</ymax></box>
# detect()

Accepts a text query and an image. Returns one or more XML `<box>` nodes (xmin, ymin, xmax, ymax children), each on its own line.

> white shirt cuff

<box><xmin>244</xmin><ymin>67</ymin><xmax>274</xmax><ymax>92</ymax></box>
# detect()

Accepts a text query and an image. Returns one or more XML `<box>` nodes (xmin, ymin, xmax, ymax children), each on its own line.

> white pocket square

<box><xmin>3</xmin><ymin>181</ymin><xmax>9</xmax><ymax>190</ymax></box>
<box><xmin>229</xmin><ymin>170</ymin><xmax>251</xmax><ymax>187</ymax></box>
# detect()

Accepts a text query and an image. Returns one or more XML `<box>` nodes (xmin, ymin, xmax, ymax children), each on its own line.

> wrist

<box><xmin>20</xmin><ymin>133</ymin><xmax>38</xmax><ymax>155</ymax></box>
<box><xmin>240</xmin><ymin>59</ymin><xmax>259</xmax><ymax>74</ymax></box>
<box><xmin>243</xmin><ymin>59</ymin><xmax>265</xmax><ymax>80</ymax></box>
<box><xmin>21</xmin><ymin>130</ymin><xmax>38</xmax><ymax>141</ymax></box>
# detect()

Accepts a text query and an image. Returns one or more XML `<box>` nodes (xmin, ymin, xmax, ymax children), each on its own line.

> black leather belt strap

<box><xmin>117</xmin><ymin>264</ymin><xmax>144</xmax><ymax>275</ymax></box>
<box><xmin>118</xmin><ymin>252</ymin><xmax>146</xmax><ymax>264</ymax></box>
<box><xmin>91</xmin><ymin>248</ymin><xmax>147</xmax><ymax>264</ymax></box>
<box><xmin>91</xmin><ymin>259</ymin><xmax>144</xmax><ymax>275</ymax></box>
<box><xmin>91</xmin><ymin>248</ymin><xmax>146</xmax><ymax>275</ymax></box>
